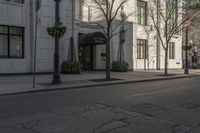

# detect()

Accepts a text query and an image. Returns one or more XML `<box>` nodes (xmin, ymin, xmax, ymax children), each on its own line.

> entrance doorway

<box><xmin>79</xmin><ymin>45</ymin><xmax>91</xmax><ymax>70</ymax></box>
<box><xmin>78</xmin><ymin>32</ymin><xmax>106</xmax><ymax>70</ymax></box>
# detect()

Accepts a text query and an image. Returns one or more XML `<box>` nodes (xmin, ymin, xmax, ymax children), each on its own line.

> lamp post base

<box><xmin>184</xmin><ymin>69</ymin><xmax>189</xmax><ymax>74</ymax></box>
<box><xmin>52</xmin><ymin>74</ymin><xmax>61</xmax><ymax>84</ymax></box>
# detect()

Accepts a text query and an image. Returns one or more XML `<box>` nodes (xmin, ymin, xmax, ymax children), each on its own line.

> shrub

<box><xmin>112</xmin><ymin>61</ymin><xmax>129</xmax><ymax>72</ymax></box>
<box><xmin>61</xmin><ymin>61</ymin><xmax>81</xmax><ymax>74</ymax></box>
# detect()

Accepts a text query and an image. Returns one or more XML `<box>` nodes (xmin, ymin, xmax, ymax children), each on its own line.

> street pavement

<box><xmin>0</xmin><ymin>77</ymin><xmax>200</xmax><ymax>133</ymax></box>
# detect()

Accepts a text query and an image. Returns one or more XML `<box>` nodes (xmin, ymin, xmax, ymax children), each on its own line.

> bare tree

<box><xmin>88</xmin><ymin>0</ymin><xmax>129</xmax><ymax>80</ymax></box>
<box><xmin>148</xmin><ymin>0</ymin><xmax>198</xmax><ymax>75</ymax></box>
<box><xmin>142</xmin><ymin>25</ymin><xmax>157</xmax><ymax>70</ymax></box>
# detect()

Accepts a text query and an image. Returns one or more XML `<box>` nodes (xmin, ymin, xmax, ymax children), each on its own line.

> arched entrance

<box><xmin>78</xmin><ymin>32</ymin><xmax>107</xmax><ymax>70</ymax></box>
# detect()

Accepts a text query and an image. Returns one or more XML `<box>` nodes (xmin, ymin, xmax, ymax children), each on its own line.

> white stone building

<box><xmin>0</xmin><ymin>0</ymin><xmax>183</xmax><ymax>74</ymax></box>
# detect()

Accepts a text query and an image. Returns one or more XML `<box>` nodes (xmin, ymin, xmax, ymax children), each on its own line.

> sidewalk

<box><xmin>0</xmin><ymin>69</ymin><xmax>199</xmax><ymax>96</ymax></box>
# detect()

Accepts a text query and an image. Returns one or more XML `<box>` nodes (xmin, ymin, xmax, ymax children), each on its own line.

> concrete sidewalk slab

<box><xmin>0</xmin><ymin>70</ymin><xmax>199</xmax><ymax>96</ymax></box>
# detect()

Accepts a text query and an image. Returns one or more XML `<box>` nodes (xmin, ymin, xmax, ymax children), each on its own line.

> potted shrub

<box><xmin>61</xmin><ymin>61</ymin><xmax>81</xmax><ymax>74</ymax></box>
<box><xmin>112</xmin><ymin>61</ymin><xmax>129</xmax><ymax>72</ymax></box>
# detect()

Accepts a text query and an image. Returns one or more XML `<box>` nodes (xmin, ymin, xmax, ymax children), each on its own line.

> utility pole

<box><xmin>33</xmin><ymin>0</ymin><xmax>41</xmax><ymax>88</ymax></box>
<box><xmin>52</xmin><ymin>0</ymin><xmax>62</xmax><ymax>84</ymax></box>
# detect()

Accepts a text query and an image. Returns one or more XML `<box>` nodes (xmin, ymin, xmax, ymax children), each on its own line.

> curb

<box><xmin>0</xmin><ymin>74</ymin><xmax>199</xmax><ymax>97</ymax></box>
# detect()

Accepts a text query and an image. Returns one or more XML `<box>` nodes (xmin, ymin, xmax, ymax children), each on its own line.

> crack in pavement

<box><xmin>91</xmin><ymin>103</ymin><xmax>130</xmax><ymax>133</ymax></box>
<box><xmin>2</xmin><ymin>103</ymin><xmax>199</xmax><ymax>133</ymax></box>
<box><xmin>96</xmin><ymin>103</ymin><xmax>194</xmax><ymax>133</ymax></box>
<box><xmin>172</xmin><ymin>124</ymin><xmax>191</xmax><ymax>133</ymax></box>
<box><xmin>184</xmin><ymin>103</ymin><xmax>200</xmax><ymax>110</ymax></box>
<box><xmin>21</xmin><ymin>119</ymin><xmax>40</xmax><ymax>133</ymax></box>
<box><xmin>93</xmin><ymin>119</ymin><xmax>129</xmax><ymax>133</ymax></box>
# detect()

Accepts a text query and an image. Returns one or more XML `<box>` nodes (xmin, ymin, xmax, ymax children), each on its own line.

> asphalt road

<box><xmin>0</xmin><ymin>77</ymin><xmax>200</xmax><ymax>133</ymax></box>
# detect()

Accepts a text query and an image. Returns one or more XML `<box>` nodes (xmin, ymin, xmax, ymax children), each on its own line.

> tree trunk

<box><xmin>147</xmin><ymin>55</ymin><xmax>150</xmax><ymax>70</ymax></box>
<box><xmin>164</xmin><ymin>48</ymin><xmax>168</xmax><ymax>75</ymax></box>
<box><xmin>144</xmin><ymin>43</ymin><xmax>147</xmax><ymax>71</ymax></box>
<box><xmin>106</xmin><ymin>27</ymin><xmax>111</xmax><ymax>80</ymax></box>
<box><xmin>164</xmin><ymin>21</ymin><xmax>168</xmax><ymax>76</ymax></box>
<box><xmin>156</xmin><ymin>0</ymin><xmax>161</xmax><ymax>70</ymax></box>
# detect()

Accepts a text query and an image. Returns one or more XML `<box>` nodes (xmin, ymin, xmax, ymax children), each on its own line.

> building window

<box><xmin>87</xmin><ymin>6</ymin><xmax>93</xmax><ymax>22</ymax></box>
<box><xmin>137</xmin><ymin>39</ymin><xmax>148</xmax><ymax>59</ymax></box>
<box><xmin>137</xmin><ymin>0</ymin><xmax>147</xmax><ymax>25</ymax></box>
<box><xmin>0</xmin><ymin>25</ymin><xmax>24</xmax><ymax>58</ymax></box>
<box><xmin>80</xmin><ymin>0</ymin><xmax>94</xmax><ymax>22</ymax></box>
<box><xmin>79</xmin><ymin>0</ymin><xmax>84</xmax><ymax>20</ymax></box>
<box><xmin>169</xmin><ymin>42</ymin><xmax>175</xmax><ymax>59</ymax></box>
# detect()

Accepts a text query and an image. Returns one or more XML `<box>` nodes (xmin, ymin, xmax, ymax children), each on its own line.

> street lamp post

<box><xmin>117</xmin><ymin>6</ymin><xmax>126</xmax><ymax>62</ymax></box>
<box><xmin>68</xmin><ymin>0</ymin><xmax>76</xmax><ymax>62</ymax></box>
<box><xmin>118</xmin><ymin>28</ymin><xmax>125</xmax><ymax>61</ymax></box>
<box><xmin>52</xmin><ymin>0</ymin><xmax>62</xmax><ymax>84</ymax></box>
<box><xmin>185</xmin><ymin>28</ymin><xmax>189</xmax><ymax>74</ymax></box>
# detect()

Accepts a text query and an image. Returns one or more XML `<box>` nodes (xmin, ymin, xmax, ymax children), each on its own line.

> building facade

<box><xmin>0</xmin><ymin>0</ymin><xmax>183</xmax><ymax>74</ymax></box>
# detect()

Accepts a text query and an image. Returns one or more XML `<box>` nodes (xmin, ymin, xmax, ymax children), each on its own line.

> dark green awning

<box><xmin>79</xmin><ymin>32</ymin><xmax>106</xmax><ymax>46</ymax></box>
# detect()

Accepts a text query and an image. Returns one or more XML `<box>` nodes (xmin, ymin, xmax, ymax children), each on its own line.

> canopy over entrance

<box><xmin>79</xmin><ymin>32</ymin><xmax>106</xmax><ymax>46</ymax></box>
<box><xmin>78</xmin><ymin>32</ymin><xmax>106</xmax><ymax>70</ymax></box>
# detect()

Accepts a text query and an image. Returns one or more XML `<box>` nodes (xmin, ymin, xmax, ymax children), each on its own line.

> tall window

<box><xmin>0</xmin><ymin>25</ymin><xmax>24</xmax><ymax>58</ymax></box>
<box><xmin>80</xmin><ymin>5</ymin><xmax>93</xmax><ymax>21</ymax></box>
<box><xmin>80</xmin><ymin>0</ymin><xmax>106</xmax><ymax>22</ymax></box>
<box><xmin>137</xmin><ymin>0</ymin><xmax>147</xmax><ymax>25</ymax></box>
<box><xmin>137</xmin><ymin>39</ymin><xmax>148</xmax><ymax>59</ymax></box>
<box><xmin>169</xmin><ymin>42</ymin><xmax>175</xmax><ymax>59</ymax></box>
<box><xmin>80</xmin><ymin>0</ymin><xmax>84</xmax><ymax>20</ymax></box>
<box><xmin>3</xmin><ymin>0</ymin><xmax>24</xmax><ymax>3</ymax></box>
